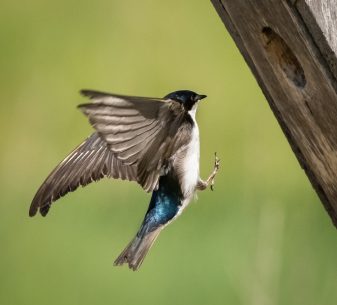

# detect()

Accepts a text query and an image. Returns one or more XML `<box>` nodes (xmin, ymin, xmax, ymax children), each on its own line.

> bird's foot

<box><xmin>197</xmin><ymin>153</ymin><xmax>220</xmax><ymax>191</ymax></box>
<box><xmin>208</xmin><ymin>152</ymin><xmax>220</xmax><ymax>191</ymax></box>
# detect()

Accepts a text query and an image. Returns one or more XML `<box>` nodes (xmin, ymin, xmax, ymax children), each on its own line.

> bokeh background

<box><xmin>1</xmin><ymin>1</ymin><xmax>337</xmax><ymax>305</ymax></box>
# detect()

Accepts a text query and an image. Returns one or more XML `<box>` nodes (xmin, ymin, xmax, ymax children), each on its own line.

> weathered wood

<box><xmin>211</xmin><ymin>0</ymin><xmax>337</xmax><ymax>227</ymax></box>
<box><xmin>296</xmin><ymin>0</ymin><xmax>337</xmax><ymax>80</ymax></box>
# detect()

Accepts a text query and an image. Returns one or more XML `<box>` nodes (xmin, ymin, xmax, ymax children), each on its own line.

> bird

<box><xmin>30</xmin><ymin>89</ymin><xmax>220</xmax><ymax>270</ymax></box>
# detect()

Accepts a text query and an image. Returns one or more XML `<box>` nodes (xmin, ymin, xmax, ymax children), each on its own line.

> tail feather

<box><xmin>114</xmin><ymin>228</ymin><xmax>162</xmax><ymax>271</ymax></box>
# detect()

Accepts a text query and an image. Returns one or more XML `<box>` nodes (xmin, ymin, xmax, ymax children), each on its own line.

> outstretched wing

<box><xmin>29</xmin><ymin>133</ymin><xmax>137</xmax><ymax>216</ymax></box>
<box><xmin>30</xmin><ymin>90</ymin><xmax>192</xmax><ymax>216</ymax></box>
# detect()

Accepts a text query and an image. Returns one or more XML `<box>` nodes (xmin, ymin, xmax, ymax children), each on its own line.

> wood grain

<box><xmin>296</xmin><ymin>0</ymin><xmax>337</xmax><ymax>80</ymax></box>
<box><xmin>211</xmin><ymin>0</ymin><xmax>337</xmax><ymax>227</ymax></box>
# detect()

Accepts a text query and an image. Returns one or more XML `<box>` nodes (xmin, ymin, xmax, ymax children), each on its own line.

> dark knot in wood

<box><xmin>262</xmin><ymin>27</ymin><xmax>306</xmax><ymax>88</ymax></box>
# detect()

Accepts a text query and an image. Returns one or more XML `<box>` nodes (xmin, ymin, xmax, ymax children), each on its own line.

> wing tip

<box><xmin>77</xmin><ymin>102</ymin><xmax>90</xmax><ymax>111</ymax></box>
<box><xmin>80</xmin><ymin>89</ymin><xmax>112</xmax><ymax>99</ymax></box>
<box><xmin>29</xmin><ymin>201</ymin><xmax>50</xmax><ymax>217</ymax></box>
<box><xmin>29</xmin><ymin>201</ymin><xmax>40</xmax><ymax>217</ymax></box>
<box><xmin>77</xmin><ymin>103</ymin><xmax>98</xmax><ymax>117</ymax></box>
<box><xmin>78</xmin><ymin>89</ymin><xmax>107</xmax><ymax>112</ymax></box>
<box><xmin>28</xmin><ymin>208</ymin><xmax>37</xmax><ymax>217</ymax></box>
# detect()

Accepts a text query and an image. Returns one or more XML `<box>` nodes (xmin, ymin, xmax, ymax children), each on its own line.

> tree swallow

<box><xmin>30</xmin><ymin>89</ymin><xmax>220</xmax><ymax>270</ymax></box>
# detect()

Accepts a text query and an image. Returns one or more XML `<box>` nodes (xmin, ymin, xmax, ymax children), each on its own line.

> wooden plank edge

<box><xmin>211</xmin><ymin>0</ymin><xmax>337</xmax><ymax>227</ymax></box>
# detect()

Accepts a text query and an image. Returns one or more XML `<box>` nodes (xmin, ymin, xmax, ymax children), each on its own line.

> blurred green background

<box><xmin>1</xmin><ymin>1</ymin><xmax>337</xmax><ymax>305</ymax></box>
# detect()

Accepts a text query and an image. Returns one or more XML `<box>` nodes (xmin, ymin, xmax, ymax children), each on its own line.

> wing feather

<box><xmin>29</xmin><ymin>133</ymin><xmax>138</xmax><ymax>216</ymax></box>
<box><xmin>78</xmin><ymin>90</ymin><xmax>193</xmax><ymax>191</ymax></box>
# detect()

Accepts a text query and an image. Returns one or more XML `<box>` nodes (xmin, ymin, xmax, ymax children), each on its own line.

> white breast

<box><xmin>180</xmin><ymin>106</ymin><xmax>200</xmax><ymax>199</ymax></box>
<box><xmin>167</xmin><ymin>105</ymin><xmax>200</xmax><ymax>220</ymax></box>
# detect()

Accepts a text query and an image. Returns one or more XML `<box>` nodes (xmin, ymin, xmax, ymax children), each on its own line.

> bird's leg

<box><xmin>196</xmin><ymin>153</ymin><xmax>220</xmax><ymax>191</ymax></box>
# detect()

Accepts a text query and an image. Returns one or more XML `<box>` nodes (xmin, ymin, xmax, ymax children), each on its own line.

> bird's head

<box><xmin>164</xmin><ymin>90</ymin><xmax>207</xmax><ymax>111</ymax></box>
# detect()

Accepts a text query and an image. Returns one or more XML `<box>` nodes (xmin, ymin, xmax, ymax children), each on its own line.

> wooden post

<box><xmin>211</xmin><ymin>0</ymin><xmax>337</xmax><ymax>227</ymax></box>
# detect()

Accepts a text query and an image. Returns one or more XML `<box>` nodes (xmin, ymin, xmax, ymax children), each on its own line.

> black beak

<box><xmin>196</xmin><ymin>94</ymin><xmax>207</xmax><ymax>101</ymax></box>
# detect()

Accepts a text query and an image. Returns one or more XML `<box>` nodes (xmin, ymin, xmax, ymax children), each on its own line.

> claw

<box><xmin>214</xmin><ymin>153</ymin><xmax>220</xmax><ymax>167</ymax></box>
<box><xmin>209</xmin><ymin>152</ymin><xmax>220</xmax><ymax>191</ymax></box>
